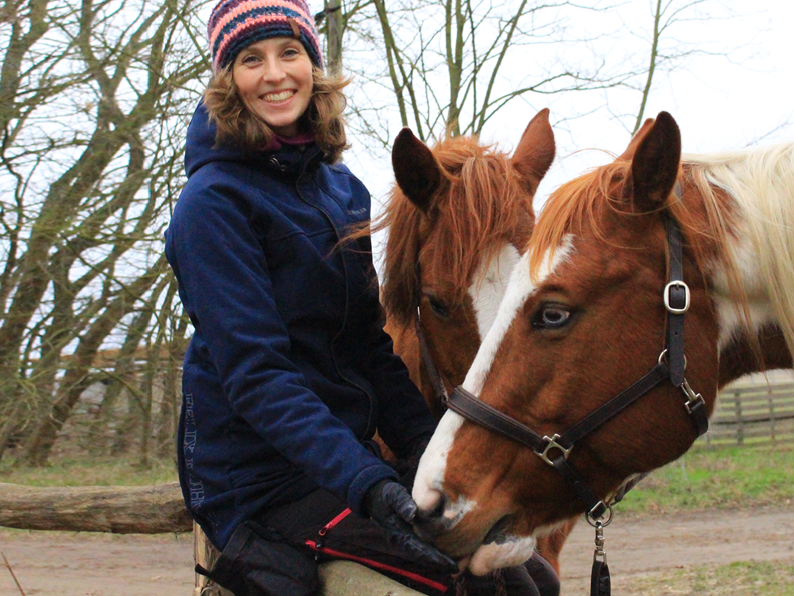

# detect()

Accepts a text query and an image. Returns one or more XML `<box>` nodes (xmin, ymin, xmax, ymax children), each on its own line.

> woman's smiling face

<box><xmin>233</xmin><ymin>37</ymin><xmax>314</xmax><ymax>138</ymax></box>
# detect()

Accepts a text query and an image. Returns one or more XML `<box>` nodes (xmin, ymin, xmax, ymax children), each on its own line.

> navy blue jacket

<box><xmin>165</xmin><ymin>103</ymin><xmax>436</xmax><ymax>550</ymax></box>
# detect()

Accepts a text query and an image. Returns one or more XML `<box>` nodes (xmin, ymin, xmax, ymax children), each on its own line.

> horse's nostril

<box><xmin>414</xmin><ymin>493</ymin><xmax>456</xmax><ymax>540</ymax></box>
<box><xmin>415</xmin><ymin>492</ymin><xmax>446</xmax><ymax>524</ymax></box>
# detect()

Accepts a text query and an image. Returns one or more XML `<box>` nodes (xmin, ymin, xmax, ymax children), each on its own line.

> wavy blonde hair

<box><xmin>203</xmin><ymin>65</ymin><xmax>350</xmax><ymax>163</ymax></box>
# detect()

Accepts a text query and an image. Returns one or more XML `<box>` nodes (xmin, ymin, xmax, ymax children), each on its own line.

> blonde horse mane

<box><xmin>378</xmin><ymin>135</ymin><xmax>533</xmax><ymax>326</ymax></box>
<box><xmin>684</xmin><ymin>143</ymin><xmax>794</xmax><ymax>358</ymax></box>
<box><xmin>529</xmin><ymin>142</ymin><xmax>794</xmax><ymax>362</ymax></box>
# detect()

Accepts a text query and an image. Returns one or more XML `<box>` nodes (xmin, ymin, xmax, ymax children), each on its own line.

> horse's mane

<box><xmin>685</xmin><ymin>144</ymin><xmax>794</xmax><ymax>357</ymax></box>
<box><xmin>378</xmin><ymin>135</ymin><xmax>533</xmax><ymax>327</ymax></box>
<box><xmin>529</xmin><ymin>143</ymin><xmax>794</xmax><ymax>360</ymax></box>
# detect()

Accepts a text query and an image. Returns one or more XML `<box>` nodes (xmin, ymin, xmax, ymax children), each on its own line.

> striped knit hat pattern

<box><xmin>208</xmin><ymin>0</ymin><xmax>323</xmax><ymax>72</ymax></box>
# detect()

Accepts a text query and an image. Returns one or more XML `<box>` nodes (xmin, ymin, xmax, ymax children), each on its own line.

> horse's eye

<box><xmin>533</xmin><ymin>305</ymin><xmax>571</xmax><ymax>329</ymax></box>
<box><xmin>427</xmin><ymin>296</ymin><xmax>450</xmax><ymax>319</ymax></box>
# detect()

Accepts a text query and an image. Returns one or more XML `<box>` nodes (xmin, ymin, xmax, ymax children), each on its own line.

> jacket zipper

<box><xmin>294</xmin><ymin>171</ymin><xmax>378</xmax><ymax>438</ymax></box>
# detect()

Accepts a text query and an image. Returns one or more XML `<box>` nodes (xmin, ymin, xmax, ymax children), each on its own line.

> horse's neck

<box><xmin>718</xmin><ymin>323</ymin><xmax>793</xmax><ymax>387</ymax></box>
<box><xmin>684</xmin><ymin>147</ymin><xmax>794</xmax><ymax>385</ymax></box>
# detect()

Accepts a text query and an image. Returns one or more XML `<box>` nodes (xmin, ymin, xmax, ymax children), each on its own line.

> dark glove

<box><xmin>363</xmin><ymin>479</ymin><xmax>458</xmax><ymax>573</ymax></box>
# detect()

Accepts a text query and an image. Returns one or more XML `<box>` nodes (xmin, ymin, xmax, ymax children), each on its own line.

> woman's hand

<box><xmin>363</xmin><ymin>479</ymin><xmax>458</xmax><ymax>573</ymax></box>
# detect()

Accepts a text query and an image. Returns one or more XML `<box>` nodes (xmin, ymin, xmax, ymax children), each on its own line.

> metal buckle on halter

<box><xmin>663</xmin><ymin>280</ymin><xmax>690</xmax><ymax>314</ymax></box>
<box><xmin>539</xmin><ymin>433</ymin><xmax>572</xmax><ymax>466</ymax></box>
<box><xmin>681</xmin><ymin>378</ymin><xmax>705</xmax><ymax>414</ymax></box>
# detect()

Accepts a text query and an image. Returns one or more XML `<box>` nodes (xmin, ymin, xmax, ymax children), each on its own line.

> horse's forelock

<box><xmin>529</xmin><ymin>161</ymin><xmax>633</xmax><ymax>280</ymax></box>
<box><xmin>380</xmin><ymin>135</ymin><xmax>535</xmax><ymax>327</ymax></box>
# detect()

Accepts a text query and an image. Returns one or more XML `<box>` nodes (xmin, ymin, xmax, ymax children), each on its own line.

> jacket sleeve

<box><xmin>166</xmin><ymin>181</ymin><xmax>396</xmax><ymax>515</ymax></box>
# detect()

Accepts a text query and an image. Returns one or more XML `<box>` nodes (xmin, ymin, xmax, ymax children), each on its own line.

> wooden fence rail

<box><xmin>703</xmin><ymin>380</ymin><xmax>794</xmax><ymax>447</ymax></box>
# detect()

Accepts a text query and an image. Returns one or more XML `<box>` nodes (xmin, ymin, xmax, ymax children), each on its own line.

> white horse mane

<box><xmin>683</xmin><ymin>143</ymin><xmax>794</xmax><ymax>358</ymax></box>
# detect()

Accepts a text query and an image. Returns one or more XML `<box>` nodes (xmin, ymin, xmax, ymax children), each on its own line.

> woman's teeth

<box><xmin>263</xmin><ymin>90</ymin><xmax>294</xmax><ymax>102</ymax></box>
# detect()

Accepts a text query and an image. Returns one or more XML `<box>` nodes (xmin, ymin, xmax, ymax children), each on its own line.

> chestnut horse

<box><xmin>378</xmin><ymin>110</ymin><xmax>576</xmax><ymax>573</ymax></box>
<box><xmin>411</xmin><ymin>111</ymin><xmax>794</xmax><ymax>575</ymax></box>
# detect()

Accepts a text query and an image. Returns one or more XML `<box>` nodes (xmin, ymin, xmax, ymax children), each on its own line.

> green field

<box><xmin>2</xmin><ymin>444</ymin><xmax>792</xmax><ymax>515</ymax></box>
<box><xmin>614</xmin><ymin>561</ymin><xmax>794</xmax><ymax>596</ymax></box>
<box><xmin>613</xmin><ymin>444</ymin><xmax>794</xmax><ymax>515</ymax></box>
<box><xmin>0</xmin><ymin>455</ymin><xmax>178</xmax><ymax>487</ymax></box>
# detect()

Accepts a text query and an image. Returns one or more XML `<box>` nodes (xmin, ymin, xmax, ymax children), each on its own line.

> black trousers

<box><xmin>200</xmin><ymin>488</ymin><xmax>559</xmax><ymax>596</ymax></box>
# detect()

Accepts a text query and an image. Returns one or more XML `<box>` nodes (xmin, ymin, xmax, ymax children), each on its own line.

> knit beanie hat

<box><xmin>208</xmin><ymin>0</ymin><xmax>324</xmax><ymax>72</ymax></box>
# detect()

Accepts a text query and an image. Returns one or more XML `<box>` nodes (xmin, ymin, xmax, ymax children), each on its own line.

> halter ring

<box><xmin>658</xmin><ymin>349</ymin><xmax>687</xmax><ymax>369</ymax></box>
<box><xmin>586</xmin><ymin>503</ymin><xmax>613</xmax><ymax>527</ymax></box>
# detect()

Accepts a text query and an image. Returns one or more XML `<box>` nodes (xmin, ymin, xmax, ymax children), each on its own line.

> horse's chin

<box><xmin>466</xmin><ymin>534</ymin><xmax>537</xmax><ymax>575</ymax></box>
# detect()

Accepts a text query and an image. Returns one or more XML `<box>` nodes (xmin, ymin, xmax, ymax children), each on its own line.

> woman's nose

<box><xmin>261</xmin><ymin>58</ymin><xmax>286</xmax><ymax>83</ymax></box>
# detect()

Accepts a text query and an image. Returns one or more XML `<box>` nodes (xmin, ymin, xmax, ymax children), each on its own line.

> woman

<box><xmin>165</xmin><ymin>2</ymin><xmax>558</xmax><ymax>595</ymax></box>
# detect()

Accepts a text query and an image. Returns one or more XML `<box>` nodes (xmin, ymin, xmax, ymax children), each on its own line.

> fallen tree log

<box><xmin>0</xmin><ymin>481</ymin><xmax>191</xmax><ymax>533</ymax></box>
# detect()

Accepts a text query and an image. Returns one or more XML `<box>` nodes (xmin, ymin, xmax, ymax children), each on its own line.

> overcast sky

<box><xmin>342</xmin><ymin>0</ymin><xmax>793</xmax><ymax>231</ymax></box>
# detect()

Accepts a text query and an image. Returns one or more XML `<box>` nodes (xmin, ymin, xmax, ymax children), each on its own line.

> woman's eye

<box><xmin>427</xmin><ymin>296</ymin><xmax>450</xmax><ymax>319</ymax></box>
<box><xmin>532</xmin><ymin>306</ymin><xmax>572</xmax><ymax>329</ymax></box>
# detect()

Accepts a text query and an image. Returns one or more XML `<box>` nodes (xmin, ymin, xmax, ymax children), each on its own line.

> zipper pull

<box><xmin>269</xmin><ymin>156</ymin><xmax>286</xmax><ymax>172</ymax></box>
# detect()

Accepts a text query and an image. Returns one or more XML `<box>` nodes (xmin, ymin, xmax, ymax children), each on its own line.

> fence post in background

<box><xmin>768</xmin><ymin>387</ymin><xmax>776</xmax><ymax>443</ymax></box>
<box><xmin>734</xmin><ymin>391</ymin><xmax>744</xmax><ymax>445</ymax></box>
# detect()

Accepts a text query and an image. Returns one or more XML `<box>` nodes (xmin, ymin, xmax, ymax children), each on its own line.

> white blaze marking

<box><xmin>412</xmin><ymin>409</ymin><xmax>466</xmax><ymax>510</ymax></box>
<box><xmin>468</xmin><ymin>244</ymin><xmax>521</xmax><ymax>341</ymax></box>
<box><xmin>463</xmin><ymin>237</ymin><xmax>574</xmax><ymax>395</ymax></box>
<box><xmin>414</xmin><ymin>243</ymin><xmax>519</xmax><ymax>512</ymax></box>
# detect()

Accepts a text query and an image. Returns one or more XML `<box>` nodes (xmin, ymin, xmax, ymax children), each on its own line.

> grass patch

<box><xmin>1</xmin><ymin>445</ymin><xmax>792</xmax><ymax>516</ymax></box>
<box><xmin>615</xmin><ymin>445</ymin><xmax>794</xmax><ymax>515</ymax></box>
<box><xmin>0</xmin><ymin>456</ymin><xmax>178</xmax><ymax>487</ymax></box>
<box><xmin>621</xmin><ymin>560</ymin><xmax>794</xmax><ymax>596</ymax></box>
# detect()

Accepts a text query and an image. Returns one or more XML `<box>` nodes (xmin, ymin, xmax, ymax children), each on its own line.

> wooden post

<box><xmin>325</xmin><ymin>0</ymin><xmax>343</xmax><ymax>75</ymax></box>
<box><xmin>194</xmin><ymin>523</ymin><xmax>233</xmax><ymax>596</ymax></box>
<box><xmin>734</xmin><ymin>391</ymin><xmax>744</xmax><ymax>445</ymax></box>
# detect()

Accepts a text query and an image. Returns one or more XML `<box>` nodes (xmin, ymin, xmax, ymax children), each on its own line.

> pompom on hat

<box><xmin>208</xmin><ymin>0</ymin><xmax>323</xmax><ymax>72</ymax></box>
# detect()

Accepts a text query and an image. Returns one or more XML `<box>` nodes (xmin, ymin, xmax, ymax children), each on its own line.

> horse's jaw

<box><xmin>467</xmin><ymin>533</ymin><xmax>538</xmax><ymax>575</ymax></box>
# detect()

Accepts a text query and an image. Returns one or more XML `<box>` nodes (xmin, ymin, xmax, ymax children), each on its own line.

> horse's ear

<box><xmin>511</xmin><ymin>108</ymin><xmax>555</xmax><ymax>196</ymax></box>
<box><xmin>628</xmin><ymin>111</ymin><xmax>681</xmax><ymax>212</ymax></box>
<box><xmin>392</xmin><ymin>128</ymin><xmax>441</xmax><ymax>213</ymax></box>
<box><xmin>618</xmin><ymin>117</ymin><xmax>656</xmax><ymax>161</ymax></box>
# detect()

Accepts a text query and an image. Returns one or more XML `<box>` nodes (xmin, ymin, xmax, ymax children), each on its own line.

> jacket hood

<box><xmin>184</xmin><ymin>101</ymin><xmax>251</xmax><ymax>178</ymax></box>
<box><xmin>184</xmin><ymin>101</ymin><xmax>322</xmax><ymax>178</ymax></box>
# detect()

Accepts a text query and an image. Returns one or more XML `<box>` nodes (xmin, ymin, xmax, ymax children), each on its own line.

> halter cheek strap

<box><xmin>412</xmin><ymin>263</ymin><xmax>452</xmax><ymax>408</ymax></box>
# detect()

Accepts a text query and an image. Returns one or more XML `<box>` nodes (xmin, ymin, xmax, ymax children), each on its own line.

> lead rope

<box><xmin>590</xmin><ymin>519</ymin><xmax>611</xmax><ymax>596</ymax></box>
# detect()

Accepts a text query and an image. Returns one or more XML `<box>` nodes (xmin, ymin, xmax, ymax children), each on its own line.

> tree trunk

<box><xmin>325</xmin><ymin>0</ymin><xmax>343</xmax><ymax>75</ymax></box>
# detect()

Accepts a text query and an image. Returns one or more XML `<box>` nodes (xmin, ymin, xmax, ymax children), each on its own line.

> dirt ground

<box><xmin>1</xmin><ymin>505</ymin><xmax>792</xmax><ymax>596</ymax></box>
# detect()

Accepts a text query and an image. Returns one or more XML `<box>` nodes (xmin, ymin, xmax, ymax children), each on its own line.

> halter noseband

<box><xmin>445</xmin><ymin>215</ymin><xmax>709</xmax><ymax>520</ymax></box>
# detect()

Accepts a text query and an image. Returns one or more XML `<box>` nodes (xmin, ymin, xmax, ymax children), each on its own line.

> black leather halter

<box><xmin>446</xmin><ymin>215</ymin><xmax>710</xmax><ymax>519</ymax></box>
